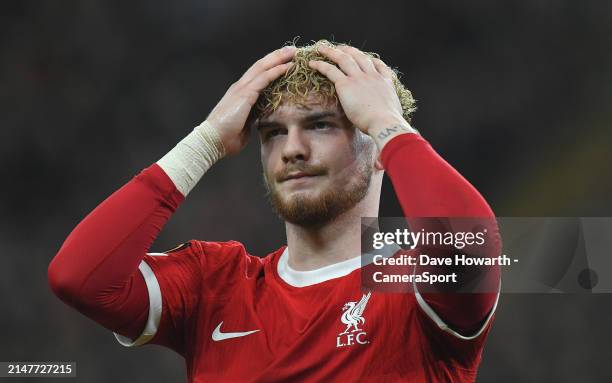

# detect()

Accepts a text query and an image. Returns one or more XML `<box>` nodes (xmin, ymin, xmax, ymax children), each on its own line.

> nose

<box><xmin>281</xmin><ymin>127</ymin><xmax>310</xmax><ymax>163</ymax></box>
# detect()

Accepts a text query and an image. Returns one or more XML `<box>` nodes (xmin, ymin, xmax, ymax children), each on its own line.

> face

<box><xmin>258</xmin><ymin>99</ymin><xmax>376</xmax><ymax>227</ymax></box>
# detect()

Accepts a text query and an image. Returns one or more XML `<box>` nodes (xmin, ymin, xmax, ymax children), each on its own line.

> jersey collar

<box><xmin>276</xmin><ymin>244</ymin><xmax>399</xmax><ymax>287</ymax></box>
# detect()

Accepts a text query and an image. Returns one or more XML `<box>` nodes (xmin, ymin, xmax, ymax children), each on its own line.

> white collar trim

<box><xmin>276</xmin><ymin>244</ymin><xmax>399</xmax><ymax>287</ymax></box>
<box><xmin>277</xmin><ymin>247</ymin><xmax>361</xmax><ymax>287</ymax></box>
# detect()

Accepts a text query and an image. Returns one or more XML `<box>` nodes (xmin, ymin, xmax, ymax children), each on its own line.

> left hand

<box><xmin>308</xmin><ymin>45</ymin><xmax>407</xmax><ymax>135</ymax></box>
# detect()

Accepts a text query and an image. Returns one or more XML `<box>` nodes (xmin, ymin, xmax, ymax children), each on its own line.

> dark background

<box><xmin>1</xmin><ymin>0</ymin><xmax>611</xmax><ymax>381</ymax></box>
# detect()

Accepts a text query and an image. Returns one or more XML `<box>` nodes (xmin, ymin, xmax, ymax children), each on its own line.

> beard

<box><xmin>264</xmin><ymin>158</ymin><xmax>373</xmax><ymax>227</ymax></box>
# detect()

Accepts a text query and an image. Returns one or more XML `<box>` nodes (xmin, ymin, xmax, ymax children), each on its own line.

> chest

<box><xmin>190</xmin><ymin>276</ymin><xmax>423</xmax><ymax>381</ymax></box>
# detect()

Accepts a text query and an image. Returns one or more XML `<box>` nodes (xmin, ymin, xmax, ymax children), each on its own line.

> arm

<box><xmin>379</xmin><ymin>130</ymin><xmax>501</xmax><ymax>336</ymax></box>
<box><xmin>47</xmin><ymin>46</ymin><xmax>297</xmax><ymax>347</ymax></box>
<box><xmin>47</xmin><ymin>124</ymin><xmax>222</xmax><ymax>343</ymax></box>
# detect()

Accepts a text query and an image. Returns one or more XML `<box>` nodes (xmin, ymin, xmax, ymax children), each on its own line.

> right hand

<box><xmin>206</xmin><ymin>46</ymin><xmax>297</xmax><ymax>156</ymax></box>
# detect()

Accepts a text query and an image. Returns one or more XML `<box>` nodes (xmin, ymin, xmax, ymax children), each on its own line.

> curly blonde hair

<box><xmin>254</xmin><ymin>39</ymin><xmax>416</xmax><ymax>123</ymax></box>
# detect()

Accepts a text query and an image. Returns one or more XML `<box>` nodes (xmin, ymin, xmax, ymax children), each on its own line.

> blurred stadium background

<box><xmin>1</xmin><ymin>0</ymin><xmax>611</xmax><ymax>381</ymax></box>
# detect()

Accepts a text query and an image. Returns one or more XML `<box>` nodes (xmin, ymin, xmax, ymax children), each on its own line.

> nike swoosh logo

<box><xmin>211</xmin><ymin>321</ymin><xmax>260</xmax><ymax>341</ymax></box>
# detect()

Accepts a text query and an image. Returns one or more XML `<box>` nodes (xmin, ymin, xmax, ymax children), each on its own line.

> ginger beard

<box><xmin>263</xmin><ymin>130</ymin><xmax>375</xmax><ymax>227</ymax></box>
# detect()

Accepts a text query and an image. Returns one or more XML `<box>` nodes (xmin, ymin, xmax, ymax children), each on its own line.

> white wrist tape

<box><xmin>156</xmin><ymin>120</ymin><xmax>225</xmax><ymax>196</ymax></box>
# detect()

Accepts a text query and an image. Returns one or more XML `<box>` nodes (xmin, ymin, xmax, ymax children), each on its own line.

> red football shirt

<box><xmin>49</xmin><ymin>133</ymin><xmax>501</xmax><ymax>382</ymax></box>
<box><xmin>114</xmin><ymin>239</ymin><xmax>498</xmax><ymax>382</ymax></box>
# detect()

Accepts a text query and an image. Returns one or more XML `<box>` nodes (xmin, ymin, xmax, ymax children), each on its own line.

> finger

<box><xmin>308</xmin><ymin>60</ymin><xmax>347</xmax><ymax>83</ymax></box>
<box><xmin>336</xmin><ymin>45</ymin><xmax>377</xmax><ymax>73</ymax></box>
<box><xmin>248</xmin><ymin>62</ymin><xmax>294</xmax><ymax>91</ymax></box>
<box><xmin>372</xmin><ymin>58</ymin><xmax>396</xmax><ymax>81</ymax></box>
<box><xmin>239</xmin><ymin>46</ymin><xmax>296</xmax><ymax>85</ymax></box>
<box><xmin>316</xmin><ymin>45</ymin><xmax>362</xmax><ymax>76</ymax></box>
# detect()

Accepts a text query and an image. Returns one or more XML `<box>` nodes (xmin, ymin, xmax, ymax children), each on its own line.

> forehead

<box><xmin>258</xmin><ymin>98</ymin><xmax>345</xmax><ymax>125</ymax></box>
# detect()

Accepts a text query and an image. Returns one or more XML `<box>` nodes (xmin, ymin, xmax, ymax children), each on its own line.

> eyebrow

<box><xmin>257</xmin><ymin>111</ymin><xmax>340</xmax><ymax>130</ymax></box>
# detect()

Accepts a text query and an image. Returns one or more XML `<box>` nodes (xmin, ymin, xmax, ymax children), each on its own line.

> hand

<box><xmin>308</xmin><ymin>45</ymin><xmax>410</xmax><ymax>136</ymax></box>
<box><xmin>207</xmin><ymin>46</ymin><xmax>296</xmax><ymax>156</ymax></box>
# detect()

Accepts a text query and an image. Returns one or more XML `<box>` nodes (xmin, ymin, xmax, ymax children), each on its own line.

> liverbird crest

<box><xmin>340</xmin><ymin>291</ymin><xmax>372</xmax><ymax>335</ymax></box>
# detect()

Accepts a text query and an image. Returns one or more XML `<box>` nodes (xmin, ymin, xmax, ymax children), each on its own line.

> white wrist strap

<box><xmin>156</xmin><ymin>120</ymin><xmax>225</xmax><ymax>196</ymax></box>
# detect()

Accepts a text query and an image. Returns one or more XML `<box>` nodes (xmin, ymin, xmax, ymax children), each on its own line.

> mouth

<box><xmin>282</xmin><ymin>172</ymin><xmax>320</xmax><ymax>182</ymax></box>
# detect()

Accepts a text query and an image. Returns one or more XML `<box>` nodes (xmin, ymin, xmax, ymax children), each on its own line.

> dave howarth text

<box><xmin>372</xmin><ymin>253</ymin><xmax>512</xmax><ymax>266</ymax></box>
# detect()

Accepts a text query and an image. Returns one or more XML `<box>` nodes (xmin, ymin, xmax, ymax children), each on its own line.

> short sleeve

<box><xmin>113</xmin><ymin>241</ymin><xmax>202</xmax><ymax>354</ymax></box>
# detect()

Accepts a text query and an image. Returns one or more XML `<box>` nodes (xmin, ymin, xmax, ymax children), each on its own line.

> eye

<box><xmin>263</xmin><ymin>128</ymin><xmax>285</xmax><ymax>140</ymax></box>
<box><xmin>311</xmin><ymin>121</ymin><xmax>332</xmax><ymax>130</ymax></box>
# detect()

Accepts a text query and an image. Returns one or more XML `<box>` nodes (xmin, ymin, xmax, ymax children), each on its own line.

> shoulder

<box><xmin>147</xmin><ymin>240</ymin><xmax>254</xmax><ymax>267</ymax></box>
<box><xmin>143</xmin><ymin>240</ymin><xmax>248</xmax><ymax>269</ymax></box>
<box><xmin>191</xmin><ymin>240</ymin><xmax>284</xmax><ymax>277</ymax></box>
<box><xmin>145</xmin><ymin>240</ymin><xmax>283</xmax><ymax>281</ymax></box>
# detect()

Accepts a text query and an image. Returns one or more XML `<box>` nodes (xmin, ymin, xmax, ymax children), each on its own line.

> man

<box><xmin>48</xmin><ymin>40</ymin><xmax>501</xmax><ymax>382</ymax></box>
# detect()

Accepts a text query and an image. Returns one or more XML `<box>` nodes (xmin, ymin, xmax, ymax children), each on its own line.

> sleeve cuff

<box><xmin>136</xmin><ymin>164</ymin><xmax>186</xmax><ymax>208</ymax></box>
<box><xmin>379</xmin><ymin>133</ymin><xmax>428</xmax><ymax>169</ymax></box>
<box><xmin>113</xmin><ymin>257</ymin><xmax>164</xmax><ymax>347</ymax></box>
<box><xmin>414</xmin><ymin>278</ymin><xmax>501</xmax><ymax>340</ymax></box>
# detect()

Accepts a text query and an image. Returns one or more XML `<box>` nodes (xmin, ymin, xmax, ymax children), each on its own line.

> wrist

<box><xmin>156</xmin><ymin>120</ymin><xmax>226</xmax><ymax>196</ymax></box>
<box><xmin>368</xmin><ymin>117</ymin><xmax>419</xmax><ymax>151</ymax></box>
<box><xmin>194</xmin><ymin>120</ymin><xmax>226</xmax><ymax>160</ymax></box>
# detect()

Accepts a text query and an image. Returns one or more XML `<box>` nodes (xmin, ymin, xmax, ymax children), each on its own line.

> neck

<box><xmin>284</xmin><ymin>186</ymin><xmax>380</xmax><ymax>271</ymax></box>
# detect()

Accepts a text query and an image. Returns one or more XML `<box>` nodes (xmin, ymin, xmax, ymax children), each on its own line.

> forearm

<box><xmin>47</xmin><ymin>121</ymin><xmax>223</xmax><ymax>336</ymax></box>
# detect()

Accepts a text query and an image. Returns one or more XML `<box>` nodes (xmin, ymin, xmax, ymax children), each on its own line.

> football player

<box><xmin>49</xmin><ymin>40</ymin><xmax>501</xmax><ymax>382</ymax></box>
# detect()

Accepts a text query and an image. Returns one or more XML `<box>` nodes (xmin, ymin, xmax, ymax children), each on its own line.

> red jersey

<box><xmin>113</xmin><ymin>239</ymin><xmax>497</xmax><ymax>382</ymax></box>
<box><xmin>49</xmin><ymin>133</ymin><xmax>501</xmax><ymax>383</ymax></box>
